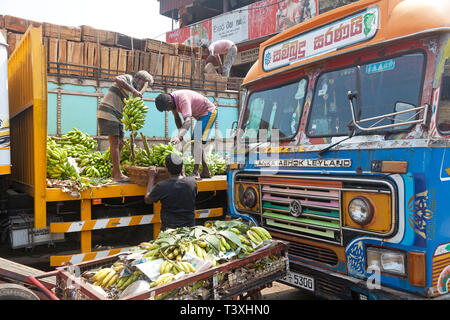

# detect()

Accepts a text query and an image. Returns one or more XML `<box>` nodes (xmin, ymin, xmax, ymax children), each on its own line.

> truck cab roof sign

<box><xmin>262</xmin><ymin>6</ymin><xmax>379</xmax><ymax>72</ymax></box>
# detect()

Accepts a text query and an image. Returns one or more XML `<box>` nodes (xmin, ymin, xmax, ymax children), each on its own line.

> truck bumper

<box><xmin>282</xmin><ymin>261</ymin><xmax>450</xmax><ymax>300</ymax></box>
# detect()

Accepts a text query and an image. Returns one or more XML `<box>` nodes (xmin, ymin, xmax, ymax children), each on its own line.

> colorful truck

<box><xmin>227</xmin><ymin>0</ymin><xmax>450</xmax><ymax>299</ymax></box>
<box><xmin>1</xmin><ymin>26</ymin><xmax>241</xmax><ymax>268</ymax></box>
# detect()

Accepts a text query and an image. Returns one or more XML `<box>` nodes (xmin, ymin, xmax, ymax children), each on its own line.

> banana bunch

<box><xmin>63</xmin><ymin>144</ymin><xmax>90</xmax><ymax>159</ymax></box>
<box><xmin>47</xmin><ymin>137</ymin><xmax>78</xmax><ymax>180</ymax></box>
<box><xmin>246</xmin><ymin>226</ymin><xmax>272</xmax><ymax>246</ymax></box>
<box><xmin>91</xmin><ymin>268</ymin><xmax>118</xmax><ymax>289</ymax></box>
<box><xmin>56</xmin><ymin>128</ymin><xmax>97</xmax><ymax>151</ymax></box>
<box><xmin>122</xmin><ymin>96</ymin><xmax>148</xmax><ymax>132</ymax></box>
<box><xmin>150</xmin><ymin>143</ymin><xmax>181</xmax><ymax>167</ymax></box>
<box><xmin>182</xmin><ymin>155</ymin><xmax>195</xmax><ymax>176</ymax></box>
<box><xmin>159</xmin><ymin>259</ymin><xmax>196</xmax><ymax>276</ymax></box>
<box><xmin>116</xmin><ymin>271</ymin><xmax>141</xmax><ymax>290</ymax></box>
<box><xmin>206</xmin><ymin>153</ymin><xmax>227</xmax><ymax>175</ymax></box>
<box><xmin>78</xmin><ymin>151</ymin><xmax>112</xmax><ymax>178</ymax></box>
<box><xmin>153</xmin><ymin>273</ymin><xmax>174</xmax><ymax>287</ymax></box>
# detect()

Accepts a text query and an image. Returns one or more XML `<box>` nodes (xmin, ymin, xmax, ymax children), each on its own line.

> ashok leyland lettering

<box><xmin>227</xmin><ymin>0</ymin><xmax>450</xmax><ymax>299</ymax></box>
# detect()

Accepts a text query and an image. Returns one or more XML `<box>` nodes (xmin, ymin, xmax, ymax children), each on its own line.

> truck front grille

<box><xmin>288</xmin><ymin>241</ymin><xmax>338</xmax><ymax>266</ymax></box>
<box><xmin>259</xmin><ymin>176</ymin><xmax>342</xmax><ymax>245</ymax></box>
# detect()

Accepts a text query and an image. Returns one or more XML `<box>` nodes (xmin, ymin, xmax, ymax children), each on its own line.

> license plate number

<box><xmin>282</xmin><ymin>271</ymin><xmax>315</xmax><ymax>292</ymax></box>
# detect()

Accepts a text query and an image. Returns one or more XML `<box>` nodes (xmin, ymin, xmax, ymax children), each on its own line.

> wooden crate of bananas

<box><xmin>54</xmin><ymin>219</ymin><xmax>288</xmax><ymax>300</ymax></box>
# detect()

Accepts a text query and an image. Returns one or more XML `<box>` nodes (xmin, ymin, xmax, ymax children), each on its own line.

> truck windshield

<box><xmin>307</xmin><ymin>52</ymin><xmax>425</xmax><ymax>137</ymax></box>
<box><xmin>241</xmin><ymin>78</ymin><xmax>307</xmax><ymax>140</ymax></box>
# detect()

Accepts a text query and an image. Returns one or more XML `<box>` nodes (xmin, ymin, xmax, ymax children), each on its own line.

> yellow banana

<box><xmin>160</xmin><ymin>260</ymin><xmax>168</xmax><ymax>274</ymax></box>
<box><xmin>105</xmin><ymin>273</ymin><xmax>119</xmax><ymax>289</ymax></box>
<box><xmin>93</xmin><ymin>268</ymin><xmax>112</xmax><ymax>283</ymax></box>
<box><xmin>251</xmin><ymin>226</ymin><xmax>272</xmax><ymax>240</ymax></box>
<box><xmin>247</xmin><ymin>230</ymin><xmax>262</xmax><ymax>245</ymax></box>
<box><xmin>101</xmin><ymin>269</ymin><xmax>117</xmax><ymax>287</ymax></box>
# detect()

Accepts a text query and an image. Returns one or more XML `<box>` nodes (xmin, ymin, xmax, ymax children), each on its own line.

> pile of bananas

<box><xmin>122</xmin><ymin>141</ymin><xmax>182</xmax><ymax>168</ymax></box>
<box><xmin>47</xmin><ymin>128</ymin><xmax>113</xmax><ymax>182</ymax></box>
<box><xmin>47</xmin><ymin>137</ymin><xmax>78</xmax><ymax>180</ymax></box>
<box><xmin>56</xmin><ymin>128</ymin><xmax>97</xmax><ymax>151</ymax></box>
<box><xmin>78</xmin><ymin>150</ymin><xmax>112</xmax><ymax>178</ymax></box>
<box><xmin>82</xmin><ymin>219</ymin><xmax>275</xmax><ymax>299</ymax></box>
<box><xmin>181</xmin><ymin>153</ymin><xmax>228</xmax><ymax>176</ymax></box>
<box><xmin>147</xmin><ymin>143</ymin><xmax>181</xmax><ymax>167</ymax></box>
<box><xmin>122</xmin><ymin>96</ymin><xmax>148</xmax><ymax>132</ymax></box>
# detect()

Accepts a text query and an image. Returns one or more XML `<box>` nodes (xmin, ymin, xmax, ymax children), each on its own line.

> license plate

<box><xmin>281</xmin><ymin>271</ymin><xmax>315</xmax><ymax>292</ymax></box>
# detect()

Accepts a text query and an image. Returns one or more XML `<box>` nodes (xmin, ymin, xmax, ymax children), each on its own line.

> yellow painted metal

<box><xmin>342</xmin><ymin>191</ymin><xmax>392</xmax><ymax>233</ymax></box>
<box><xmin>153</xmin><ymin>201</ymin><xmax>162</xmax><ymax>240</ymax></box>
<box><xmin>80</xmin><ymin>199</ymin><xmax>92</xmax><ymax>253</ymax></box>
<box><xmin>8</xmin><ymin>26</ymin><xmax>48</xmax><ymax>229</ymax></box>
<box><xmin>45</xmin><ymin>176</ymin><xmax>227</xmax><ymax>202</ymax></box>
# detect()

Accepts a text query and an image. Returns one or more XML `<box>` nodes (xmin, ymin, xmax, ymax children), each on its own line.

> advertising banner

<box><xmin>166</xmin><ymin>0</ymin><xmax>318</xmax><ymax>46</ymax></box>
<box><xmin>262</xmin><ymin>6</ymin><xmax>379</xmax><ymax>72</ymax></box>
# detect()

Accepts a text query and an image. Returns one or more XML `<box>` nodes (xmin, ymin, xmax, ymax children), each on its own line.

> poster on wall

<box><xmin>166</xmin><ymin>0</ymin><xmax>318</xmax><ymax>46</ymax></box>
<box><xmin>211</xmin><ymin>9</ymin><xmax>248</xmax><ymax>43</ymax></box>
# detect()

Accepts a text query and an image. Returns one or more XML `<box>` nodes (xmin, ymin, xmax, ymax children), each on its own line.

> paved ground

<box><xmin>260</xmin><ymin>281</ymin><xmax>318</xmax><ymax>300</ymax></box>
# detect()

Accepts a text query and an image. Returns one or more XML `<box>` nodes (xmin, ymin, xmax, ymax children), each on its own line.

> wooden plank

<box><xmin>149</xmin><ymin>52</ymin><xmax>162</xmax><ymax>75</ymax></box>
<box><xmin>43</xmin><ymin>22</ymin><xmax>81</xmax><ymax>42</ymax></box>
<box><xmin>118</xmin><ymin>48</ymin><xmax>128</xmax><ymax>74</ymax></box>
<box><xmin>0</xmin><ymin>15</ymin><xmax>5</xmax><ymax>29</ymax></box>
<box><xmin>109</xmin><ymin>47</ymin><xmax>119</xmax><ymax>74</ymax></box>
<box><xmin>100</xmin><ymin>46</ymin><xmax>110</xmax><ymax>78</ymax></box>
<box><xmin>0</xmin><ymin>257</ymin><xmax>56</xmax><ymax>286</ymax></box>
<box><xmin>172</xmin><ymin>55</ymin><xmax>180</xmax><ymax>85</ymax></box>
<box><xmin>6</xmin><ymin>32</ymin><xmax>23</xmax><ymax>56</ymax></box>
<box><xmin>133</xmin><ymin>50</ymin><xmax>140</xmax><ymax>73</ymax></box>
<box><xmin>67</xmin><ymin>41</ymin><xmax>84</xmax><ymax>76</ymax></box>
<box><xmin>145</xmin><ymin>38</ymin><xmax>176</xmax><ymax>55</ymax></box>
<box><xmin>126</xmin><ymin>50</ymin><xmax>134</xmax><ymax>74</ymax></box>
<box><xmin>80</xmin><ymin>25</ymin><xmax>116</xmax><ymax>46</ymax></box>
<box><xmin>4</xmin><ymin>15</ymin><xmax>41</xmax><ymax>33</ymax></box>
<box><xmin>115</xmin><ymin>33</ymin><xmax>145</xmax><ymax>51</ymax></box>
<box><xmin>140</xmin><ymin>52</ymin><xmax>151</xmax><ymax>73</ymax></box>
<box><xmin>84</xmin><ymin>42</ymin><xmax>98</xmax><ymax>77</ymax></box>
<box><xmin>59</xmin><ymin>39</ymin><xmax>68</xmax><ymax>74</ymax></box>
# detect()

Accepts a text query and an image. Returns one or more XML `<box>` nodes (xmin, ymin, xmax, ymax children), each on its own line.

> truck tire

<box><xmin>0</xmin><ymin>283</ymin><xmax>40</xmax><ymax>300</ymax></box>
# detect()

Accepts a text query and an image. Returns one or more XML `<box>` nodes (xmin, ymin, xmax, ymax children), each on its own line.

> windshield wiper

<box><xmin>317</xmin><ymin>91</ymin><xmax>358</xmax><ymax>157</ymax></box>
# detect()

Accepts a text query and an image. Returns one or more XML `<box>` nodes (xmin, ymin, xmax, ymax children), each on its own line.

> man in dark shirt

<box><xmin>144</xmin><ymin>153</ymin><xmax>197</xmax><ymax>230</ymax></box>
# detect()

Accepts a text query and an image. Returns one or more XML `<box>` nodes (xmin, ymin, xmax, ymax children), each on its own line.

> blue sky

<box><xmin>1</xmin><ymin>0</ymin><xmax>174</xmax><ymax>40</ymax></box>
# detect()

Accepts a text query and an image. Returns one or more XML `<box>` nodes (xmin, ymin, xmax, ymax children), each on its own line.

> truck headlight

<box><xmin>239</xmin><ymin>186</ymin><xmax>258</xmax><ymax>208</ymax></box>
<box><xmin>236</xmin><ymin>183</ymin><xmax>260</xmax><ymax>212</ymax></box>
<box><xmin>348</xmin><ymin>196</ymin><xmax>373</xmax><ymax>225</ymax></box>
<box><xmin>367</xmin><ymin>247</ymin><xmax>406</xmax><ymax>276</ymax></box>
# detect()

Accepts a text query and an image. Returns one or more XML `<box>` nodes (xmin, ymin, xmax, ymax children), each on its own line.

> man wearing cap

<box><xmin>144</xmin><ymin>153</ymin><xmax>197</xmax><ymax>231</ymax></box>
<box><xmin>202</xmin><ymin>39</ymin><xmax>237</xmax><ymax>77</ymax></box>
<box><xmin>97</xmin><ymin>71</ymin><xmax>153</xmax><ymax>182</ymax></box>
<box><xmin>154</xmin><ymin>89</ymin><xmax>217</xmax><ymax>180</ymax></box>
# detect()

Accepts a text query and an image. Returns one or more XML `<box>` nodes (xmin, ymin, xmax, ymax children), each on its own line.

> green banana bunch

<box><xmin>122</xmin><ymin>96</ymin><xmax>148</xmax><ymax>132</ymax></box>
<box><xmin>150</xmin><ymin>143</ymin><xmax>182</xmax><ymax>167</ymax></box>
<box><xmin>46</xmin><ymin>137</ymin><xmax>79</xmax><ymax>180</ymax></box>
<box><xmin>246</xmin><ymin>226</ymin><xmax>272</xmax><ymax>246</ymax></box>
<box><xmin>55</xmin><ymin>128</ymin><xmax>97</xmax><ymax>151</ymax></box>
<box><xmin>79</xmin><ymin>151</ymin><xmax>112</xmax><ymax>178</ymax></box>
<box><xmin>182</xmin><ymin>155</ymin><xmax>195</xmax><ymax>176</ymax></box>
<box><xmin>116</xmin><ymin>271</ymin><xmax>141</xmax><ymax>290</ymax></box>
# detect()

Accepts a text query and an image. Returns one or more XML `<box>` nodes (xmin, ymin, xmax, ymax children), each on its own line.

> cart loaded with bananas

<box><xmin>55</xmin><ymin>219</ymin><xmax>288</xmax><ymax>300</ymax></box>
